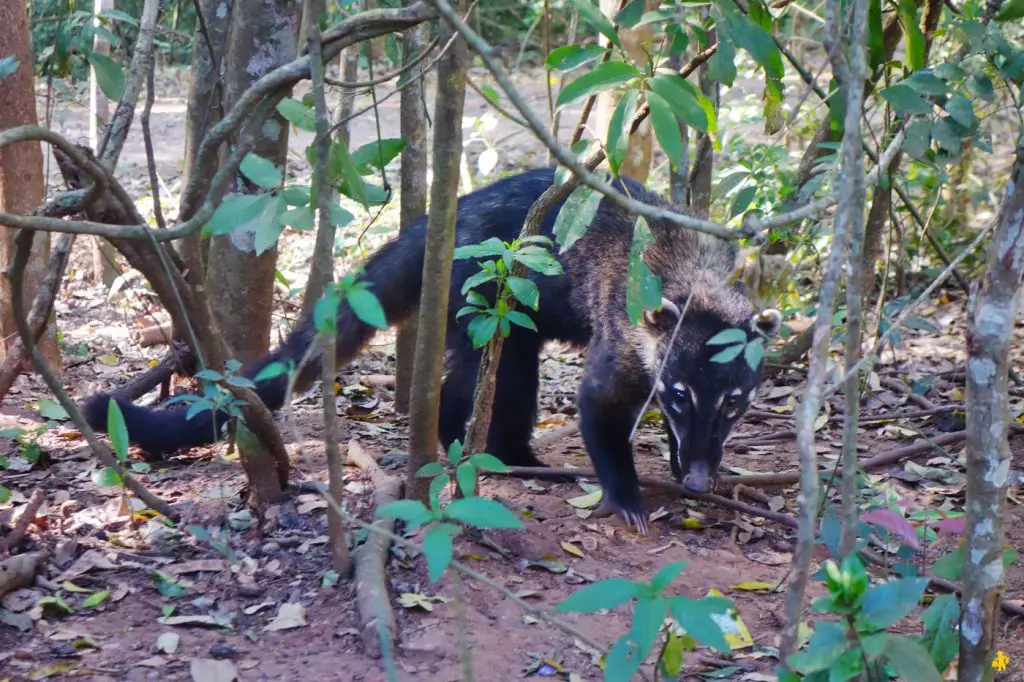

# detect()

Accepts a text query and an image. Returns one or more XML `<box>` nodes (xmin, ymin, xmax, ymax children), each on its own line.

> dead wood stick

<box><xmin>109</xmin><ymin>342</ymin><xmax>196</xmax><ymax>404</ymax></box>
<box><xmin>858</xmin><ymin>405</ymin><xmax>961</xmax><ymax>422</ymax></box>
<box><xmin>133</xmin><ymin>322</ymin><xmax>173</xmax><ymax>347</ymax></box>
<box><xmin>532</xmin><ymin>421</ymin><xmax>580</xmax><ymax>448</ymax></box>
<box><xmin>0</xmin><ymin>551</ymin><xmax>48</xmax><ymax>599</ymax></box>
<box><xmin>0</xmin><ymin>488</ymin><xmax>46</xmax><ymax>556</ymax></box>
<box><xmin>358</xmin><ymin>374</ymin><xmax>396</xmax><ymax>389</ymax></box>
<box><xmin>499</xmin><ymin>430</ymin><xmax>970</xmax><ymax>496</ymax></box>
<box><xmin>880</xmin><ymin>376</ymin><xmax>938</xmax><ymax>410</ymax></box>
<box><xmin>493</xmin><ymin>467</ymin><xmax>799</xmax><ymax>528</ymax></box>
<box><xmin>729</xmin><ymin>429</ymin><xmax>798</xmax><ymax>447</ymax></box>
<box><xmin>348</xmin><ymin>440</ymin><xmax>402</xmax><ymax>659</ymax></box>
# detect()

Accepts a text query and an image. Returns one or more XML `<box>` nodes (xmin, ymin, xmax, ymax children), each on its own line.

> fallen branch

<box><xmin>0</xmin><ymin>488</ymin><xmax>46</xmax><ymax>556</ymax></box>
<box><xmin>349</xmin><ymin>441</ymin><xmax>402</xmax><ymax>660</ymax></box>
<box><xmin>134</xmin><ymin>322</ymin><xmax>173</xmax><ymax>348</ymax></box>
<box><xmin>0</xmin><ymin>551</ymin><xmax>48</xmax><ymax>599</ymax></box>
<box><xmin>107</xmin><ymin>342</ymin><xmax>196</xmax><ymax>405</ymax></box>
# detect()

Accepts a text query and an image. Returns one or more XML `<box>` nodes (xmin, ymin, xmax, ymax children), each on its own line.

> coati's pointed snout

<box><xmin>681</xmin><ymin>460</ymin><xmax>714</xmax><ymax>494</ymax></box>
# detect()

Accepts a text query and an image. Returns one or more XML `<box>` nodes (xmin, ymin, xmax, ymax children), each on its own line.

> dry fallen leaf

<box><xmin>166</xmin><ymin>560</ymin><xmax>227</xmax><ymax>576</ymax></box>
<box><xmin>190</xmin><ymin>658</ymin><xmax>238</xmax><ymax>682</ymax></box>
<box><xmin>560</xmin><ymin>541</ymin><xmax>584</xmax><ymax>558</ymax></box>
<box><xmin>263</xmin><ymin>602</ymin><xmax>307</xmax><ymax>631</ymax></box>
<box><xmin>156</xmin><ymin>632</ymin><xmax>180</xmax><ymax>654</ymax></box>
<box><xmin>136</xmin><ymin>656</ymin><xmax>169</xmax><ymax>668</ymax></box>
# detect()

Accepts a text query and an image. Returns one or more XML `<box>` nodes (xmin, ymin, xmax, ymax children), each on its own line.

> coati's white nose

<box><xmin>682</xmin><ymin>461</ymin><xmax>713</xmax><ymax>494</ymax></box>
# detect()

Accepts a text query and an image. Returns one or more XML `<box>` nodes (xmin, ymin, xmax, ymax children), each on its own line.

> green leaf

<box><xmin>898</xmin><ymin>0</ymin><xmax>925</xmax><ymax>71</ymax></box>
<box><xmin>743</xmin><ymin>337</ymin><xmax>765</xmax><ymax>370</ymax></box>
<box><xmin>240</xmin><ymin>153</ymin><xmax>283</xmax><ymax>189</ymax></box>
<box><xmin>376</xmin><ymin>499</ymin><xmax>433</xmax><ymax>528</ymax></box>
<box><xmin>98</xmin><ymin>9</ymin><xmax>138</xmax><ymax>25</ymax></box>
<box><xmin>555</xmin><ymin>60</ymin><xmax>639</xmax><ymax>110</ymax></box>
<box><xmin>253</xmin><ymin>361</ymin><xmax>289</xmax><ymax>382</ymax></box>
<box><xmin>903</xmin><ymin>118</ymin><xmax>933</xmax><ymax>159</ymax></box>
<box><xmin>447</xmin><ymin>439</ymin><xmax>464</xmax><ymax>466</ymax></box>
<box><xmin>858</xmin><ymin>577</ymin><xmax>930</xmax><ymax>630</ymax></box>
<box><xmin>626</xmin><ymin>217</ymin><xmax>662</xmax><ymax>325</ymax></box>
<box><xmin>455</xmin><ymin>461</ymin><xmax>477</xmax><ymax>497</ymax></box>
<box><xmin>279</xmin><ymin>206</ymin><xmax>314</xmax><ymax>230</ymax></box>
<box><xmin>469</xmin><ymin>453</ymin><xmax>509</xmax><ymax>473</ymax></box>
<box><xmin>428</xmin><ymin>472</ymin><xmax>450</xmax><ymax>513</ymax></box>
<box><xmin>454</xmin><ymin>237</ymin><xmax>508</xmax><ymax>260</ymax></box>
<box><xmin>253</xmin><ymin>193</ymin><xmax>287</xmax><ymax>255</ymax></box>
<box><xmin>605</xmin><ymin>632</ymin><xmax>644</xmax><ymax>682</ymax></box>
<box><xmin>710</xmin><ymin>344</ymin><xmax>744</xmax><ymax>364</ymax></box>
<box><xmin>468</xmin><ymin>314</ymin><xmax>499</xmax><ymax>349</ymax></box>
<box><xmin>648</xmin><ymin>74</ymin><xmax>708</xmax><ymax>132</ymax></box>
<box><xmin>88</xmin><ymin>52</ymin><xmax>125</xmax><ymax>100</ymax></box>
<box><xmin>505</xmin><ymin>310</ymin><xmax>538</xmax><ymax>332</ymax></box>
<box><xmin>423</xmin><ymin>524</ymin><xmax>457</xmax><ymax>583</ymax></box>
<box><xmin>730</xmin><ymin>184</ymin><xmax>757</xmax><ymax>218</ymax></box>
<box><xmin>314</xmin><ymin>285</ymin><xmax>341</xmax><ymax>335</ymax></box>
<box><xmin>920</xmin><ymin>594</ymin><xmax>960</xmax><ymax>673</ymax></box>
<box><xmin>546</xmin><ymin>44</ymin><xmax>607</xmax><ymax>72</ymax></box>
<box><xmin>706</xmin><ymin>328</ymin><xmax>747</xmax><ymax>346</ymax></box>
<box><xmin>346</xmin><ymin>286</ymin><xmax>388</xmax><ymax>329</ymax></box>
<box><xmin>506</xmin><ymin>276</ymin><xmax>540</xmax><ymax>310</ymax></box>
<box><xmin>715</xmin><ymin>4</ymin><xmax>784</xmax><ymax>79</ymax></box>
<box><xmin>203</xmin><ymin>193</ymin><xmax>271</xmax><ymax>237</ymax></box>
<box><xmin>906</xmin><ymin>71</ymin><xmax>949</xmax><ymax>96</ymax></box>
<box><xmin>444</xmin><ymin>497</ymin><xmax>522</xmax><ymax>529</ymax></box>
<box><xmin>567</xmin><ymin>0</ymin><xmax>622</xmax><ymax>48</ymax></box>
<box><xmin>553</xmin><ymin>185</ymin><xmax>602</xmax><ymax>252</ymax></box>
<box><xmin>555</xmin><ymin>577</ymin><xmax>641</xmax><ymax>613</ymax></box>
<box><xmin>630</xmin><ymin>596</ymin><xmax>667</xmax><ymax>664</ymax></box>
<box><xmin>883</xmin><ymin>635</ymin><xmax>943</xmax><ymax>682</ymax></box>
<box><xmin>708</xmin><ymin>38</ymin><xmax>737</xmax><ymax>85</ymax></box>
<box><xmin>416</xmin><ymin>462</ymin><xmax>446</xmax><ymax>478</ymax></box>
<box><xmin>944</xmin><ymin>94</ymin><xmax>974</xmax><ymax>128</ymax></box>
<box><xmin>351</xmin><ymin>139</ymin><xmax>406</xmax><ymax>173</ymax></box>
<box><xmin>868</xmin><ymin>0</ymin><xmax>885</xmax><ymax>69</ymax></box>
<box><xmin>646</xmin><ymin>91</ymin><xmax>683</xmax><ymax>170</ymax></box>
<box><xmin>614</xmin><ymin>0</ymin><xmax>646</xmax><ymax>27</ymax></box>
<box><xmin>107</xmin><ymin>399</ymin><xmax>129</xmax><ymax>462</ymax></box>
<box><xmin>329</xmin><ymin>139</ymin><xmax>371</xmax><ymax>209</ymax></box>
<box><xmin>650</xmin><ymin>561</ymin><xmax>686</xmax><ymax>592</ymax></box>
<box><xmin>994</xmin><ymin>0</ymin><xmax>1024</xmax><ymax>20</ymax></box>
<box><xmin>0</xmin><ymin>486</ymin><xmax>12</xmax><ymax>504</ymax></box>
<box><xmin>514</xmin><ymin>251</ymin><xmax>564</xmax><ymax>275</ymax></box>
<box><xmin>82</xmin><ymin>590</ymin><xmax>111</xmax><ymax>608</ymax></box>
<box><xmin>91</xmin><ymin>466</ymin><xmax>122</xmax><ymax>488</ymax></box>
<box><xmin>37</xmin><ymin>398</ymin><xmax>69</xmax><ymax>421</ymax></box>
<box><xmin>276</xmin><ymin>98</ymin><xmax>317</xmax><ymax>131</ymax></box>
<box><xmin>787</xmin><ymin>621</ymin><xmax>848</xmax><ymax>673</ymax></box>
<box><xmin>668</xmin><ymin>595</ymin><xmax>733</xmax><ymax>652</ymax></box>
<box><xmin>607</xmin><ymin>88</ymin><xmax>640</xmax><ymax>176</ymax></box>
<box><xmin>880</xmin><ymin>84</ymin><xmax>933</xmax><ymax>116</ymax></box>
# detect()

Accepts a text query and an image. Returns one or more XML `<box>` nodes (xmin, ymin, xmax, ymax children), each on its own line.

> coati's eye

<box><xmin>671</xmin><ymin>385</ymin><xmax>688</xmax><ymax>402</ymax></box>
<box><xmin>724</xmin><ymin>394</ymin><xmax>739</xmax><ymax>410</ymax></box>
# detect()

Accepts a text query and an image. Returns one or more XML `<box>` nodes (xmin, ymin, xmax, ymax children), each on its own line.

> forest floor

<box><xmin>2</xmin><ymin>59</ymin><xmax>1024</xmax><ymax>682</ymax></box>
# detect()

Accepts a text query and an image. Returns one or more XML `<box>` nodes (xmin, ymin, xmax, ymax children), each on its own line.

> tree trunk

<box><xmin>406</xmin><ymin>0</ymin><xmax>467</xmax><ymax>503</ymax></box>
<box><xmin>204</xmin><ymin>0</ymin><xmax>301</xmax><ymax>365</ymax></box>
<box><xmin>959</xmin><ymin>140</ymin><xmax>1024</xmax><ymax>681</ymax></box>
<box><xmin>593</xmin><ymin>0</ymin><xmax>656</xmax><ymax>183</ymax></box>
<box><xmin>687</xmin><ymin>21</ymin><xmax>717</xmax><ymax>218</ymax></box>
<box><xmin>394</xmin><ymin>17</ymin><xmax>429</xmax><ymax>414</ymax></box>
<box><xmin>178</xmin><ymin>0</ymin><xmax>234</xmax><ymax>276</ymax></box>
<box><xmin>0</xmin><ymin>0</ymin><xmax>61</xmax><ymax>373</ymax></box>
<box><xmin>89</xmin><ymin>0</ymin><xmax>120</xmax><ymax>288</ymax></box>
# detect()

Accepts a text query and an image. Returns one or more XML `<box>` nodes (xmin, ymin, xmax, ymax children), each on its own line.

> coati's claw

<box><xmin>595</xmin><ymin>488</ymin><xmax>648</xmax><ymax>535</ymax></box>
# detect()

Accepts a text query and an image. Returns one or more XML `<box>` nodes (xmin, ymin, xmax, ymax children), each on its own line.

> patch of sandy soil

<box><xmin>2</xmin><ymin>61</ymin><xmax>1023</xmax><ymax>681</ymax></box>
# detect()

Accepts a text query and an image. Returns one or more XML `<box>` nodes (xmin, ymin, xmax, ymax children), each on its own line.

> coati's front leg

<box><xmin>577</xmin><ymin>345</ymin><xmax>649</xmax><ymax>531</ymax></box>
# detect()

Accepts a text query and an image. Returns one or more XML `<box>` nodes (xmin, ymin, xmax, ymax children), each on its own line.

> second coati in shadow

<box><xmin>83</xmin><ymin>167</ymin><xmax>781</xmax><ymax>530</ymax></box>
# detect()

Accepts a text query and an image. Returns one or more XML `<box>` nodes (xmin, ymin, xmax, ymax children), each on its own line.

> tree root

<box><xmin>348</xmin><ymin>441</ymin><xmax>402</xmax><ymax>660</ymax></box>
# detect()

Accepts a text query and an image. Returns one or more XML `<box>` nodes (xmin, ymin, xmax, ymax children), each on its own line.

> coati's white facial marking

<box><xmin>723</xmin><ymin>387</ymin><xmax>745</xmax><ymax>419</ymax></box>
<box><xmin>747</xmin><ymin>388</ymin><xmax>757</xmax><ymax>404</ymax></box>
<box><xmin>655</xmin><ymin>378</ymin><xmax>666</xmax><ymax>392</ymax></box>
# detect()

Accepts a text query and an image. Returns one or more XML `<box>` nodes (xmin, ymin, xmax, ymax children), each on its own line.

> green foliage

<box><xmin>706</xmin><ymin>326</ymin><xmax>765</xmax><ymax>371</ymax></box>
<box><xmin>784</xmin><ymin>552</ymin><xmax>953</xmax><ymax>681</ymax></box>
<box><xmin>556</xmin><ymin>561</ymin><xmax>733</xmax><ymax>681</ymax></box>
<box><xmin>454</xmin><ymin>236</ymin><xmax>562</xmax><ymax>349</ymax></box>
<box><xmin>377</xmin><ymin>440</ymin><xmax>519</xmax><ymax>583</ymax></box>
<box><xmin>626</xmin><ymin>217</ymin><xmax>662</xmax><ymax>325</ymax></box>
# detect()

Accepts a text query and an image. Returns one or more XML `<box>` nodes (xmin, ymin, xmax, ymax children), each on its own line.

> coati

<box><xmin>83</xmin><ymin>168</ymin><xmax>781</xmax><ymax>530</ymax></box>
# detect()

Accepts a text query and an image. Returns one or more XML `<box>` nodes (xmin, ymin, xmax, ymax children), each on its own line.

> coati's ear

<box><xmin>750</xmin><ymin>308</ymin><xmax>783</xmax><ymax>338</ymax></box>
<box><xmin>643</xmin><ymin>297</ymin><xmax>681</xmax><ymax>329</ymax></box>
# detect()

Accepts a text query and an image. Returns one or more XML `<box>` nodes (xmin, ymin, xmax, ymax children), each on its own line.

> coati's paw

<box><xmin>595</xmin><ymin>485</ymin><xmax>648</xmax><ymax>534</ymax></box>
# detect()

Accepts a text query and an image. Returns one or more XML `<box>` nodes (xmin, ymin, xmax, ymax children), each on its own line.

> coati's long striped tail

<box><xmin>81</xmin><ymin>226</ymin><xmax>427</xmax><ymax>458</ymax></box>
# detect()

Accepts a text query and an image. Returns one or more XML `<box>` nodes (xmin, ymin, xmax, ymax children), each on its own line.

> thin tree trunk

<box><xmin>406</xmin><ymin>0</ymin><xmax>467</xmax><ymax>503</ymax></box>
<box><xmin>205</xmin><ymin>0</ymin><xmax>301</xmax><ymax>365</ymax></box>
<box><xmin>593</xmin><ymin>0</ymin><xmax>656</xmax><ymax>183</ymax></box>
<box><xmin>394</xmin><ymin>17</ymin><xmax>429</xmax><ymax>414</ymax></box>
<box><xmin>89</xmin><ymin>0</ymin><xmax>119</xmax><ymax>287</ymax></box>
<box><xmin>688</xmin><ymin>20</ymin><xmax>717</xmax><ymax>218</ymax></box>
<box><xmin>0</xmin><ymin>0</ymin><xmax>60</xmax><ymax>373</ymax></box>
<box><xmin>958</xmin><ymin>140</ymin><xmax>1024</xmax><ymax>681</ymax></box>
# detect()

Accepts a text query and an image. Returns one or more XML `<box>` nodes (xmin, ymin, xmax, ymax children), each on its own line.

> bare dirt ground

<box><xmin>2</xmin><ymin>61</ymin><xmax>1024</xmax><ymax>681</ymax></box>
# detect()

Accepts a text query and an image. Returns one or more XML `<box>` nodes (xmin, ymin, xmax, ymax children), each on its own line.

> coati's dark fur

<box><xmin>83</xmin><ymin>168</ymin><xmax>779</xmax><ymax>529</ymax></box>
